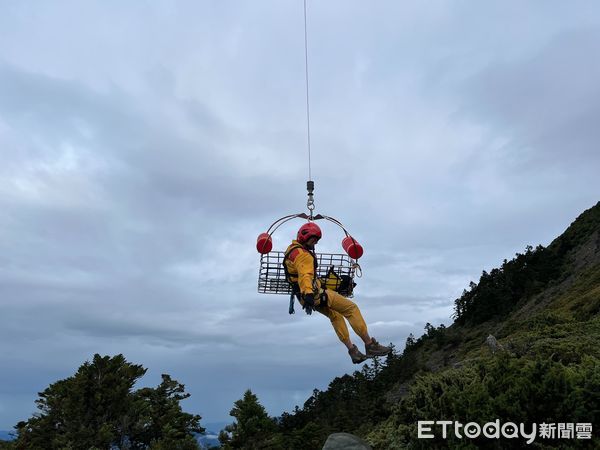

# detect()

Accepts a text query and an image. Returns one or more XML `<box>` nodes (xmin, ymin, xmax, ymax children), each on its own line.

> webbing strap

<box><xmin>283</xmin><ymin>243</ymin><xmax>318</xmax><ymax>314</ymax></box>
<box><xmin>283</xmin><ymin>244</ymin><xmax>303</xmax><ymax>315</ymax></box>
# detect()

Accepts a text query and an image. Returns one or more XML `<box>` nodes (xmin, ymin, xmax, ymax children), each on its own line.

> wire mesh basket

<box><xmin>258</xmin><ymin>251</ymin><xmax>357</xmax><ymax>297</ymax></box>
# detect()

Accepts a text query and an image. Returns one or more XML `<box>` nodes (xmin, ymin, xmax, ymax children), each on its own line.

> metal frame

<box><xmin>258</xmin><ymin>250</ymin><xmax>357</xmax><ymax>297</ymax></box>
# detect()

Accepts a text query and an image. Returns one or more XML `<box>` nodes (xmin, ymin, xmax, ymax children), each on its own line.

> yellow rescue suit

<box><xmin>284</xmin><ymin>240</ymin><xmax>368</xmax><ymax>343</ymax></box>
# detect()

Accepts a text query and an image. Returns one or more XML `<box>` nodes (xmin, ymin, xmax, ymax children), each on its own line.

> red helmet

<box><xmin>297</xmin><ymin>222</ymin><xmax>322</xmax><ymax>244</ymax></box>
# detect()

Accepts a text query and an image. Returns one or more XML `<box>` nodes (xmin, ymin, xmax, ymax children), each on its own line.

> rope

<box><xmin>303</xmin><ymin>0</ymin><xmax>312</xmax><ymax>182</ymax></box>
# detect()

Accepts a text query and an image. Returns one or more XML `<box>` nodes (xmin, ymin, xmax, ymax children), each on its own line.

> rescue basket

<box><xmin>258</xmin><ymin>250</ymin><xmax>357</xmax><ymax>297</ymax></box>
<box><xmin>256</xmin><ymin>212</ymin><xmax>362</xmax><ymax>298</ymax></box>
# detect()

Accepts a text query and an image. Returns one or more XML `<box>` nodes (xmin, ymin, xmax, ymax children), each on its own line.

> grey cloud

<box><xmin>0</xmin><ymin>62</ymin><xmax>293</xmax><ymax>223</ymax></box>
<box><xmin>460</xmin><ymin>27</ymin><xmax>600</xmax><ymax>165</ymax></box>
<box><xmin>61</xmin><ymin>313</ymin><xmax>233</xmax><ymax>346</ymax></box>
<box><xmin>1</xmin><ymin>0</ymin><xmax>600</xmax><ymax>431</ymax></box>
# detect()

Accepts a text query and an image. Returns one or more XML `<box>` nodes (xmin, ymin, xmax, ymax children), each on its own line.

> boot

<box><xmin>365</xmin><ymin>338</ymin><xmax>392</xmax><ymax>357</ymax></box>
<box><xmin>348</xmin><ymin>344</ymin><xmax>367</xmax><ymax>364</ymax></box>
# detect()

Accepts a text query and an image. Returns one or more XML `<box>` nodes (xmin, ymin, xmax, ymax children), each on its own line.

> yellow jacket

<box><xmin>284</xmin><ymin>240</ymin><xmax>321</xmax><ymax>296</ymax></box>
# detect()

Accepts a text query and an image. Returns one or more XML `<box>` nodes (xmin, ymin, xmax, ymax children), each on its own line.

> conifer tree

<box><xmin>219</xmin><ymin>390</ymin><xmax>277</xmax><ymax>449</ymax></box>
<box><xmin>14</xmin><ymin>354</ymin><xmax>203</xmax><ymax>450</ymax></box>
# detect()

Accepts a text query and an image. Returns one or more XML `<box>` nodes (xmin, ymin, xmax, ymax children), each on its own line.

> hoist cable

<box><xmin>303</xmin><ymin>0</ymin><xmax>312</xmax><ymax>182</ymax></box>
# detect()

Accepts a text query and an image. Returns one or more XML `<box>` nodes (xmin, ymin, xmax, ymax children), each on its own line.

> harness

<box><xmin>283</xmin><ymin>243</ymin><xmax>319</xmax><ymax>314</ymax></box>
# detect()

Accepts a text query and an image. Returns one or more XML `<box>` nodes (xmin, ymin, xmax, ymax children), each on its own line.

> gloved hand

<box><xmin>302</xmin><ymin>293</ymin><xmax>315</xmax><ymax>315</ymax></box>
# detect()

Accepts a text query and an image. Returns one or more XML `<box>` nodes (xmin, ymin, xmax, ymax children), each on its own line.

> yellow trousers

<box><xmin>314</xmin><ymin>289</ymin><xmax>368</xmax><ymax>343</ymax></box>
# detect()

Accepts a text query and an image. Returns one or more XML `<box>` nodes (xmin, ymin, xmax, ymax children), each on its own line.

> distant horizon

<box><xmin>0</xmin><ymin>420</ymin><xmax>229</xmax><ymax>441</ymax></box>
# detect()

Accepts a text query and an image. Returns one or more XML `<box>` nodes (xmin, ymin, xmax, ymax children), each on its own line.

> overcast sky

<box><xmin>1</xmin><ymin>1</ymin><xmax>599</xmax><ymax>431</ymax></box>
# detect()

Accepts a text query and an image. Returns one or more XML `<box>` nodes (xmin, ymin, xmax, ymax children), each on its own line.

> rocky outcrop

<box><xmin>486</xmin><ymin>334</ymin><xmax>504</xmax><ymax>354</ymax></box>
<box><xmin>322</xmin><ymin>432</ymin><xmax>372</xmax><ymax>450</ymax></box>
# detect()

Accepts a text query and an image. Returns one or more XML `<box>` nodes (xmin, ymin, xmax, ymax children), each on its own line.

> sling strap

<box><xmin>282</xmin><ymin>243</ymin><xmax>318</xmax><ymax>314</ymax></box>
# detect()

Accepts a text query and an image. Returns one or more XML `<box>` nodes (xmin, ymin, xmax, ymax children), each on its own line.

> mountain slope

<box><xmin>366</xmin><ymin>201</ymin><xmax>600</xmax><ymax>448</ymax></box>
